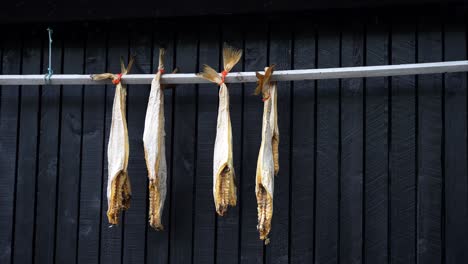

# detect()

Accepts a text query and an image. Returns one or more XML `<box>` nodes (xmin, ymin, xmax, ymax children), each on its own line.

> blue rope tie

<box><xmin>44</xmin><ymin>27</ymin><xmax>53</xmax><ymax>84</ymax></box>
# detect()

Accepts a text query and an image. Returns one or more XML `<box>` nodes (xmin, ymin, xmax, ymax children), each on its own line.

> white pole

<box><xmin>0</xmin><ymin>60</ymin><xmax>467</xmax><ymax>86</ymax></box>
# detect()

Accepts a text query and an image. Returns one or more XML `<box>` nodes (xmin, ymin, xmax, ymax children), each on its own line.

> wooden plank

<box><xmin>339</xmin><ymin>20</ymin><xmax>364</xmax><ymax>264</ymax></box>
<box><xmin>77</xmin><ymin>25</ymin><xmax>107</xmax><ymax>264</ymax></box>
<box><xmin>265</xmin><ymin>20</ymin><xmax>292</xmax><ymax>264</ymax></box>
<box><xmin>239</xmin><ymin>20</ymin><xmax>268</xmax><ymax>263</ymax></box>
<box><xmin>416</xmin><ymin>17</ymin><xmax>443</xmax><ymax>264</ymax></box>
<box><xmin>192</xmin><ymin>22</ymin><xmax>219</xmax><ymax>264</ymax></box>
<box><xmin>315</xmin><ymin>21</ymin><xmax>340</xmax><ymax>264</ymax></box>
<box><xmin>54</xmin><ymin>27</ymin><xmax>85</xmax><ymax>264</ymax></box>
<box><xmin>146</xmin><ymin>21</ymin><xmax>175</xmax><ymax>264</ymax></box>
<box><xmin>34</xmin><ymin>28</ymin><xmax>63</xmax><ymax>264</ymax></box>
<box><xmin>290</xmin><ymin>19</ymin><xmax>316</xmax><ymax>264</ymax></box>
<box><xmin>122</xmin><ymin>22</ymin><xmax>152</xmax><ymax>264</ymax></box>
<box><xmin>390</xmin><ymin>21</ymin><xmax>417</xmax><ymax>264</ymax></box>
<box><xmin>168</xmin><ymin>24</ymin><xmax>198</xmax><ymax>264</ymax></box>
<box><xmin>12</xmin><ymin>28</ymin><xmax>41</xmax><ymax>264</ymax></box>
<box><xmin>443</xmin><ymin>20</ymin><xmax>468</xmax><ymax>264</ymax></box>
<box><xmin>216</xmin><ymin>21</ymin><xmax>243</xmax><ymax>264</ymax></box>
<box><xmin>0</xmin><ymin>29</ymin><xmax>21</xmax><ymax>264</ymax></box>
<box><xmin>364</xmin><ymin>20</ymin><xmax>389</xmax><ymax>264</ymax></box>
<box><xmin>100</xmin><ymin>25</ymin><xmax>128</xmax><ymax>264</ymax></box>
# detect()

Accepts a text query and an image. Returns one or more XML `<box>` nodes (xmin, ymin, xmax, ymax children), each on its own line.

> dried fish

<box><xmin>198</xmin><ymin>44</ymin><xmax>242</xmax><ymax>216</ymax></box>
<box><xmin>92</xmin><ymin>56</ymin><xmax>134</xmax><ymax>225</ymax></box>
<box><xmin>255</xmin><ymin>65</ymin><xmax>279</xmax><ymax>243</ymax></box>
<box><xmin>143</xmin><ymin>48</ymin><xmax>167</xmax><ymax>230</ymax></box>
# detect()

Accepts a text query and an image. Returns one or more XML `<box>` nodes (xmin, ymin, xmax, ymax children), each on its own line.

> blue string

<box><xmin>45</xmin><ymin>27</ymin><xmax>53</xmax><ymax>83</ymax></box>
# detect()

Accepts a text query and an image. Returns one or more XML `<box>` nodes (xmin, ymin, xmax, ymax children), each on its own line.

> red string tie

<box><xmin>220</xmin><ymin>70</ymin><xmax>228</xmax><ymax>84</ymax></box>
<box><xmin>112</xmin><ymin>73</ymin><xmax>123</xmax><ymax>85</ymax></box>
<box><xmin>159</xmin><ymin>69</ymin><xmax>165</xmax><ymax>74</ymax></box>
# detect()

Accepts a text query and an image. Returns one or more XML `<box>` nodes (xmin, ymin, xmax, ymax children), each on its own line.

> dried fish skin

<box><xmin>143</xmin><ymin>65</ymin><xmax>167</xmax><ymax>230</ymax></box>
<box><xmin>198</xmin><ymin>44</ymin><xmax>242</xmax><ymax>216</ymax></box>
<box><xmin>255</xmin><ymin>66</ymin><xmax>278</xmax><ymax>243</ymax></box>
<box><xmin>213</xmin><ymin>83</ymin><xmax>237</xmax><ymax>216</ymax></box>
<box><xmin>93</xmin><ymin>57</ymin><xmax>134</xmax><ymax>225</ymax></box>
<box><xmin>106</xmin><ymin>82</ymin><xmax>131</xmax><ymax>225</ymax></box>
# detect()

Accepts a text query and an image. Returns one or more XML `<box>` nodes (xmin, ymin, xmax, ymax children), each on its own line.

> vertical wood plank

<box><xmin>390</xmin><ymin>20</ymin><xmax>417</xmax><ymax>264</ymax></box>
<box><xmin>444</xmin><ymin>19</ymin><xmax>468</xmax><ymax>264</ymax></box>
<box><xmin>100</xmin><ymin>25</ymin><xmax>128</xmax><ymax>264</ymax></box>
<box><xmin>416</xmin><ymin>17</ymin><xmax>443</xmax><ymax>264</ymax></box>
<box><xmin>290</xmin><ymin>19</ymin><xmax>316</xmax><ymax>264</ymax></box>
<box><xmin>365</xmin><ymin>19</ymin><xmax>389</xmax><ymax>264</ymax></box>
<box><xmin>169</xmin><ymin>24</ymin><xmax>198</xmax><ymax>264</ymax></box>
<box><xmin>0</xmin><ymin>29</ymin><xmax>21</xmax><ymax>264</ymax></box>
<box><xmin>122</xmin><ymin>22</ymin><xmax>152</xmax><ymax>264</ymax></box>
<box><xmin>34</xmin><ymin>27</ymin><xmax>63</xmax><ymax>264</ymax></box>
<box><xmin>239</xmin><ymin>19</ymin><xmax>267</xmax><ymax>264</ymax></box>
<box><xmin>146</xmin><ymin>21</ymin><xmax>175</xmax><ymax>264</ymax></box>
<box><xmin>340</xmin><ymin>20</ymin><xmax>364</xmax><ymax>264</ymax></box>
<box><xmin>55</xmin><ymin>27</ymin><xmax>85</xmax><ymax>264</ymax></box>
<box><xmin>315</xmin><ymin>21</ymin><xmax>340</xmax><ymax>264</ymax></box>
<box><xmin>265</xmin><ymin>20</ymin><xmax>292</xmax><ymax>264</ymax></box>
<box><xmin>12</xmin><ymin>28</ymin><xmax>41</xmax><ymax>264</ymax></box>
<box><xmin>77</xmin><ymin>25</ymin><xmax>107</xmax><ymax>264</ymax></box>
<box><xmin>217</xmin><ymin>21</ymin><xmax>243</xmax><ymax>264</ymax></box>
<box><xmin>192</xmin><ymin>23</ymin><xmax>219</xmax><ymax>264</ymax></box>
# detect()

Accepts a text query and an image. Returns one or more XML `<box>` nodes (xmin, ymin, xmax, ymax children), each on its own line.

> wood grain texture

<box><xmin>54</xmin><ymin>27</ymin><xmax>85</xmax><ymax>264</ymax></box>
<box><xmin>0</xmin><ymin>30</ymin><xmax>21</xmax><ymax>264</ymax></box>
<box><xmin>365</xmin><ymin>19</ymin><xmax>389</xmax><ymax>264</ymax></box>
<box><xmin>417</xmin><ymin>17</ymin><xmax>443</xmax><ymax>264</ymax></box>
<box><xmin>192</xmin><ymin>22</ymin><xmax>219</xmax><ymax>264</ymax></box>
<box><xmin>290</xmin><ymin>19</ymin><xmax>316</xmax><ymax>264</ymax></box>
<box><xmin>34</xmin><ymin>29</ymin><xmax>63</xmax><ymax>264</ymax></box>
<box><xmin>390</xmin><ymin>20</ymin><xmax>417</xmax><ymax>264</ymax></box>
<box><xmin>315</xmin><ymin>20</ymin><xmax>340</xmax><ymax>264</ymax></box>
<box><xmin>12</xmin><ymin>28</ymin><xmax>41</xmax><ymax>264</ymax></box>
<box><xmin>443</xmin><ymin>19</ymin><xmax>468</xmax><ymax>264</ymax></box>
<box><xmin>340</xmin><ymin>20</ymin><xmax>364</xmax><ymax>264</ymax></box>
<box><xmin>77</xmin><ymin>26</ymin><xmax>107</xmax><ymax>264</ymax></box>
<box><xmin>169</xmin><ymin>24</ymin><xmax>198</xmax><ymax>264</ymax></box>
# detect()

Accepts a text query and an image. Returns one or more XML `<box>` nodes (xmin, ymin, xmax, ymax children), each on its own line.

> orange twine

<box><xmin>220</xmin><ymin>70</ymin><xmax>228</xmax><ymax>84</ymax></box>
<box><xmin>112</xmin><ymin>73</ymin><xmax>123</xmax><ymax>85</ymax></box>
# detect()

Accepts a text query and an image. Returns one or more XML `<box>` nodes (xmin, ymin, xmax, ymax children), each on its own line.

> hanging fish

<box><xmin>198</xmin><ymin>44</ymin><xmax>242</xmax><ymax>216</ymax></box>
<box><xmin>92</xmin><ymin>56</ymin><xmax>134</xmax><ymax>225</ymax></box>
<box><xmin>255</xmin><ymin>65</ymin><xmax>279</xmax><ymax>244</ymax></box>
<box><xmin>143</xmin><ymin>48</ymin><xmax>167</xmax><ymax>230</ymax></box>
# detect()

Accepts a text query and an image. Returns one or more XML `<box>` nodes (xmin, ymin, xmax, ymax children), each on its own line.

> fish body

<box><xmin>106</xmin><ymin>82</ymin><xmax>131</xmax><ymax>225</ymax></box>
<box><xmin>255</xmin><ymin>66</ymin><xmax>279</xmax><ymax>243</ymax></box>
<box><xmin>213</xmin><ymin>83</ymin><xmax>237</xmax><ymax>215</ymax></box>
<box><xmin>92</xmin><ymin>57</ymin><xmax>134</xmax><ymax>225</ymax></box>
<box><xmin>143</xmin><ymin>69</ymin><xmax>167</xmax><ymax>230</ymax></box>
<box><xmin>197</xmin><ymin>44</ymin><xmax>242</xmax><ymax>216</ymax></box>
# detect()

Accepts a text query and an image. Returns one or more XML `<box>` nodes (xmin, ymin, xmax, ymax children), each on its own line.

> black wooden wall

<box><xmin>1</xmin><ymin>11</ymin><xmax>468</xmax><ymax>264</ymax></box>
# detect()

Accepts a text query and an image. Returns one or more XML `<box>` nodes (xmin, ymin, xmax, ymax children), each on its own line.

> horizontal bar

<box><xmin>1</xmin><ymin>60</ymin><xmax>467</xmax><ymax>86</ymax></box>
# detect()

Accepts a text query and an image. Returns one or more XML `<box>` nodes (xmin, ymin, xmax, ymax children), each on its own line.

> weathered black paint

<box><xmin>0</xmin><ymin>12</ymin><xmax>467</xmax><ymax>264</ymax></box>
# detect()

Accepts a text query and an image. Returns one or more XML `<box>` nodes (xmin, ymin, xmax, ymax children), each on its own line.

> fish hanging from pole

<box><xmin>92</xmin><ymin>56</ymin><xmax>135</xmax><ymax>225</ymax></box>
<box><xmin>198</xmin><ymin>44</ymin><xmax>242</xmax><ymax>216</ymax></box>
<box><xmin>143</xmin><ymin>48</ymin><xmax>168</xmax><ymax>230</ymax></box>
<box><xmin>255</xmin><ymin>65</ymin><xmax>279</xmax><ymax>244</ymax></box>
